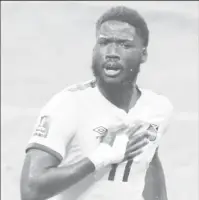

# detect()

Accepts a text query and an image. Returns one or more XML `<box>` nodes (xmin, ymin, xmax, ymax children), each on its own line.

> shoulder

<box><xmin>64</xmin><ymin>79</ymin><xmax>96</xmax><ymax>92</ymax></box>
<box><xmin>140</xmin><ymin>88</ymin><xmax>174</xmax><ymax>115</ymax></box>
<box><xmin>41</xmin><ymin>89</ymin><xmax>75</xmax><ymax>115</ymax></box>
<box><xmin>41</xmin><ymin>79</ymin><xmax>97</xmax><ymax>114</ymax></box>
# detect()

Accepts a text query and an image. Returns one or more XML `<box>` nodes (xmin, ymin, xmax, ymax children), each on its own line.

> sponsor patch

<box><xmin>33</xmin><ymin>116</ymin><xmax>50</xmax><ymax>138</ymax></box>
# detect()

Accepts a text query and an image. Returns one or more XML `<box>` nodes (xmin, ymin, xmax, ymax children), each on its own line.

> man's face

<box><xmin>92</xmin><ymin>20</ymin><xmax>147</xmax><ymax>85</ymax></box>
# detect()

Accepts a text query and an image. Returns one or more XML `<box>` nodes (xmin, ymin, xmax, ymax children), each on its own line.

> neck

<box><xmin>97</xmin><ymin>79</ymin><xmax>140</xmax><ymax>113</ymax></box>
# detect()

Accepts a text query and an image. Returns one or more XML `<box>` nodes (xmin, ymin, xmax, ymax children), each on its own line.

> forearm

<box><xmin>143</xmin><ymin>151</ymin><xmax>168</xmax><ymax>200</ymax></box>
<box><xmin>24</xmin><ymin>157</ymin><xmax>95</xmax><ymax>200</ymax></box>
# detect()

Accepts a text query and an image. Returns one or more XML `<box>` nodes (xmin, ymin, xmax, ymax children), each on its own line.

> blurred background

<box><xmin>1</xmin><ymin>1</ymin><xmax>198</xmax><ymax>200</ymax></box>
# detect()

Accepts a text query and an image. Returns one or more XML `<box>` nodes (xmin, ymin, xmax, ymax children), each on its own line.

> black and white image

<box><xmin>2</xmin><ymin>1</ymin><xmax>198</xmax><ymax>200</ymax></box>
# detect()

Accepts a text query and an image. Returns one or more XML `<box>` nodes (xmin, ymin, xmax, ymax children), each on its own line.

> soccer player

<box><xmin>20</xmin><ymin>6</ymin><xmax>173</xmax><ymax>200</ymax></box>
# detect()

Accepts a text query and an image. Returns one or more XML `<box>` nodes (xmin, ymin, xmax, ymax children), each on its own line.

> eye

<box><xmin>120</xmin><ymin>42</ymin><xmax>131</xmax><ymax>49</ymax></box>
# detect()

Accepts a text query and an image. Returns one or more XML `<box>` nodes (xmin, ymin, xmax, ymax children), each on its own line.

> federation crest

<box><xmin>147</xmin><ymin>124</ymin><xmax>159</xmax><ymax>141</ymax></box>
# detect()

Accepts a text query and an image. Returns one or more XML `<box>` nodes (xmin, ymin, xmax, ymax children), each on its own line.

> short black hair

<box><xmin>96</xmin><ymin>6</ymin><xmax>149</xmax><ymax>47</ymax></box>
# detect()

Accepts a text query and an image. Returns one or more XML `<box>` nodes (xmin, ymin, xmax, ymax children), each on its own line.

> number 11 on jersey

<box><xmin>108</xmin><ymin>160</ymin><xmax>133</xmax><ymax>182</ymax></box>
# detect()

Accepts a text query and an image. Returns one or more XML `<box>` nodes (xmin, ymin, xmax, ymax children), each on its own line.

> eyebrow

<box><xmin>98</xmin><ymin>35</ymin><xmax>134</xmax><ymax>42</ymax></box>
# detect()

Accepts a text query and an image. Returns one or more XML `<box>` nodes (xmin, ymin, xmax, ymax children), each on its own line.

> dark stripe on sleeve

<box><xmin>108</xmin><ymin>164</ymin><xmax>118</xmax><ymax>181</ymax></box>
<box><xmin>122</xmin><ymin>160</ymin><xmax>133</xmax><ymax>182</ymax></box>
<box><xmin>26</xmin><ymin>143</ymin><xmax>63</xmax><ymax>161</ymax></box>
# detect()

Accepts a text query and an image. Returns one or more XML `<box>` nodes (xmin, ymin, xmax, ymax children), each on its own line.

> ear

<box><xmin>141</xmin><ymin>48</ymin><xmax>148</xmax><ymax>63</ymax></box>
<box><xmin>93</xmin><ymin>45</ymin><xmax>97</xmax><ymax>53</ymax></box>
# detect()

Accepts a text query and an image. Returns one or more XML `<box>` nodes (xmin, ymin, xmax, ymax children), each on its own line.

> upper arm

<box><xmin>143</xmin><ymin>149</ymin><xmax>168</xmax><ymax>200</ymax></box>
<box><xmin>142</xmin><ymin>98</ymin><xmax>172</xmax><ymax>200</ymax></box>
<box><xmin>20</xmin><ymin>149</ymin><xmax>60</xmax><ymax>197</ymax></box>
<box><xmin>144</xmin><ymin>149</ymin><xmax>160</xmax><ymax>185</ymax></box>
<box><xmin>26</xmin><ymin>91</ymin><xmax>77</xmax><ymax>161</ymax></box>
<box><xmin>22</xmin><ymin>149</ymin><xmax>60</xmax><ymax>177</ymax></box>
<box><xmin>21</xmin><ymin>91</ymin><xmax>78</xmax><ymax>192</ymax></box>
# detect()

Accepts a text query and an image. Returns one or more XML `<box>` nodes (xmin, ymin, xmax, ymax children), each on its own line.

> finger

<box><xmin>126</xmin><ymin>121</ymin><xmax>149</xmax><ymax>138</ymax></box>
<box><xmin>125</xmin><ymin>123</ymin><xmax>144</xmax><ymax>138</ymax></box>
<box><xmin>115</xmin><ymin>126</ymin><xmax>128</xmax><ymax>134</ymax></box>
<box><xmin>107</xmin><ymin>123</ymin><xmax>126</xmax><ymax>133</ymax></box>
<box><xmin>124</xmin><ymin>149</ymin><xmax>143</xmax><ymax>161</ymax></box>
<box><xmin>126</xmin><ymin>139</ymin><xmax>148</xmax><ymax>154</ymax></box>
<box><xmin>128</xmin><ymin>131</ymin><xmax>149</xmax><ymax>145</ymax></box>
<box><xmin>102</xmin><ymin>126</ymin><xmax>127</xmax><ymax>146</ymax></box>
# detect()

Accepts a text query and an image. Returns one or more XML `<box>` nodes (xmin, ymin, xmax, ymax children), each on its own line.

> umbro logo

<box><xmin>93</xmin><ymin>126</ymin><xmax>108</xmax><ymax>141</ymax></box>
<box><xmin>93</xmin><ymin>126</ymin><xmax>108</xmax><ymax>135</ymax></box>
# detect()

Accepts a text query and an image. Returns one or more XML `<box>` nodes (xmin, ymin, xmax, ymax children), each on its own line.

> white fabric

<box><xmin>27</xmin><ymin>91</ymin><xmax>78</xmax><ymax>159</ymax></box>
<box><xmin>26</xmin><ymin>79</ymin><xmax>174</xmax><ymax>200</ymax></box>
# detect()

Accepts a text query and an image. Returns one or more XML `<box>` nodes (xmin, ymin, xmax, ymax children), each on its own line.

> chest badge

<box><xmin>147</xmin><ymin>124</ymin><xmax>159</xmax><ymax>141</ymax></box>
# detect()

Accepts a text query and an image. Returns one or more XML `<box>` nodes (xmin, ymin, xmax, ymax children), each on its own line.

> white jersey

<box><xmin>26</xmin><ymin>79</ymin><xmax>173</xmax><ymax>200</ymax></box>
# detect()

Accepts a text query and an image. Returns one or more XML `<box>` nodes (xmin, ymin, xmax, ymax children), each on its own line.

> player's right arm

<box><xmin>20</xmin><ymin>92</ymin><xmax>98</xmax><ymax>200</ymax></box>
<box><xmin>20</xmin><ymin>149</ymin><xmax>96</xmax><ymax>200</ymax></box>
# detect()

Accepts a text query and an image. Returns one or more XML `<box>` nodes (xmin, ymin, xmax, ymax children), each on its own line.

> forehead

<box><xmin>98</xmin><ymin>20</ymin><xmax>136</xmax><ymax>40</ymax></box>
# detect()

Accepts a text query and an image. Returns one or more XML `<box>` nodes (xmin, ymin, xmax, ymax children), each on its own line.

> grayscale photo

<box><xmin>1</xmin><ymin>1</ymin><xmax>198</xmax><ymax>200</ymax></box>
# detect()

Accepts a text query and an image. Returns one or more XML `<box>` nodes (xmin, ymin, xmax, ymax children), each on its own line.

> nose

<box><xmin>105</xmin><ymin>54</ymin><xmax>120</xmax><ymax>62</ymax></box>
<box><xmin>105</xmin><ymin>43</ymin><xmax>120</xmax><ymax>62</ymax></box>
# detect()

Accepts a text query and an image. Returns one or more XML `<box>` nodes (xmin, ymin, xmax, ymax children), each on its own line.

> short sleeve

<box><xmin>154</xmin><ymin>98</ymin><xmax>174</xmax><ymax>141</ymax></box>
<box><xmin>26</xmin><ymin>91</ymin><xmax>78</xmax><ymax>161</ymax></box>
<box><xmin>133</xmin><ymin>97</ymin><xmax>174</xmax><ymax>163</ymax></box>
<box><xmin>146</xmin><ymin>97</ymin><xmax>174</xmax><ymax>150</ymax></box>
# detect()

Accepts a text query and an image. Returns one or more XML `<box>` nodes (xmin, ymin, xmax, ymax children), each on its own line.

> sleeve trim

<box><xmin>26</xmin><ymin>143</ymin><xmax>63</xmax><ymax>161</ymax></box>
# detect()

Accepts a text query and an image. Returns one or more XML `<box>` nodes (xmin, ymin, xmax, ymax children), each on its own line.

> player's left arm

<box><xmin>142</xmin><ymin>148</ymin><xmax>168</xmax><ymax>200</ymax></box>
<box><xmin>143</xmin><ymin>97</ymin><xmax>174</xmax><ymax>200</ymax></box>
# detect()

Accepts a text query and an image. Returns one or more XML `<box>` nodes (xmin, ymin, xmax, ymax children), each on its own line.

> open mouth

<box><xmin>103</xmin><ymin>63</ymin><xmax>122</xmax><ymax>77</ymax></box>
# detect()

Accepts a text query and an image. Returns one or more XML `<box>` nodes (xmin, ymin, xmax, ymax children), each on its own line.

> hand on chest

<box><xmin>77</xmin><ymin>109</ymin><xmax>163</xmax><ymax>161</ymax></box>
